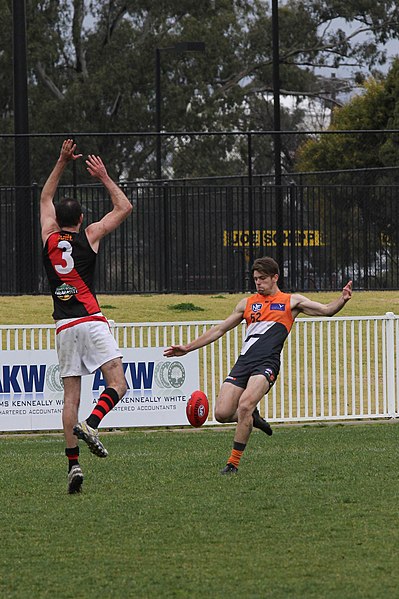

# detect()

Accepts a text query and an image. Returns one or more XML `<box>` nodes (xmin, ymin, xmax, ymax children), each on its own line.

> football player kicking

<box><xmin>164</xmin><ymin>256</ymin><xmax>352</xmax><ymax>474</ymax></box>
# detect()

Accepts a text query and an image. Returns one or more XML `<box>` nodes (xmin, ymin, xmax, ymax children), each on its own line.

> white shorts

<box><xmin>56</xmin><ymin>315</ymin><xmax>122</xmax><ymax>378</ymax></box>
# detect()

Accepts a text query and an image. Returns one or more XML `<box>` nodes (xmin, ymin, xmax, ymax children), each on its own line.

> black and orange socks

<box><xmin>226</xmin><ymin>441</ymin><xmax>246</xmax><ymax>469</ymax></box>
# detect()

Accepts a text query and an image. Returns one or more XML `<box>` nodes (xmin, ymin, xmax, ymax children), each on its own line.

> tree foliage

<box><xmin>2</xmin><ymin>0</ymin><xmax>399</xmax><ymax>183</ymax></box>
<box><xmin>295</xmin><ymin>59</ymin><xmax>399</xmax><ymax>183</ymax></box>
<box><xmin>294</xmin><ymin>58</ymin><xmax>399</xmax><ymax>286</ymax></box>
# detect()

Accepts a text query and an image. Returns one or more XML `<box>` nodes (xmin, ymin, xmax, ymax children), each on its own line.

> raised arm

<box><xmin>85</xmin><ymin>155</ymin><xmax>133</xmax><ymax>251</ymax></box>
<box><xmin>291</xmin><ymin>281</ymin><xmax>353</xmax><ymax>318</ymax></box>
<box><xmin>40</xmin><ymin>139</ymin><xmax>82</xmax><ymax>243</ymax></box>
<box><xmin>163</xmin><ymin>298</ymin><xmax>247</xmax><ymax>357</ymax></box>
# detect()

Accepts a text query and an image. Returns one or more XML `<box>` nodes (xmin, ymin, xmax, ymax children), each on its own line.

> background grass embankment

<box><xmin>1</xmin><ymin>290</ymin><xmax>398</xmax><ymax>325</ymax></box>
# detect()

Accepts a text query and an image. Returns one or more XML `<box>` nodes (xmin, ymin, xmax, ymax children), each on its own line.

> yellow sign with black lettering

<box><xmin>223</xmin><ymin>230</ymin><xmax>326</xmax><ymax>247</ymax></box>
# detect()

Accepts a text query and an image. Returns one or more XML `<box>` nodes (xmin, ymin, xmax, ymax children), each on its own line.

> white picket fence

<box><xmin>0</xmin><ymin>312</ymin><xmax>398</xmax><ymax>424</ymax></box>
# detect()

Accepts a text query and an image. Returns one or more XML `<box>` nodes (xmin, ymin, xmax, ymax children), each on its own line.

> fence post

<box><xmin>31</xmin><ymin>181</ymin><xmax>39</xmax><ymax>291</ymax></box>
<box><xmin>289</xmin><ymin>183</ymin><xmax>297</xmax><ymax>289</ymax></box>
<box><xmin>247</xmin><ymin>132</ymin><xmax>254</xmax><ymax>270</ymax></box>
<box><xmin>120</xmin><ymin>183</ymin><xmax>127</xmax><ymax>291</ymax></box>
<box><xmin>163</xmin><ymin>182</ymin><xmax>170</xmax><ymax>292</ymax></box>
<box><xmin>385</xmin><ymin>312</ymin><xmax>396</xmax><ymax>417</ymax></box>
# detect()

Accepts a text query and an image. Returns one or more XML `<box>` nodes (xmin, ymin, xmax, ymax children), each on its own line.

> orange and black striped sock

<box><xmin>65</xmin><ymin>446</ymin><xmax>79</xmax><ymax>473</ymax></box>
<box><xmin>86</xmin><ymin>387</ymin><xmax>120</xmax><ymax>429</ymax></box>
<box><xmin>226</xmin><ymin>441</ymin><xmax>246</xmax><ymax>469</ymax></box>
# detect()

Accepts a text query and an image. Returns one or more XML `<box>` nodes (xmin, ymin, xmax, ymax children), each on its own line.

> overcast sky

<box><xmin>316</xmin><ymin>18</ymin><xmax>399</xmax><ymax>79</ymax></box>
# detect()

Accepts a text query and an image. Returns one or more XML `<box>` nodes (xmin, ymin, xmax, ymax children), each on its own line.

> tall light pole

<box><xmin>155</xmin><ymin>41</ymin><xmax>205</xmax><ymax>180</ymax></box>
<box><xmin>13</xmin><ymin>0</ymin><xmax>34</xmax><ymax>292</ymax></box>
<box><xmin>272</xmin><ymin>0</ymin><xmax>284</xmax><ymax>284</ymax></box>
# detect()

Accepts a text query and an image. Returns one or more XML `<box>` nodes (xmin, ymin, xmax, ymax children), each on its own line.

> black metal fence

<box><xmin>1</xmin><ymin>181</ymin><xmax>398</xmax><ymax>294</ymax></box>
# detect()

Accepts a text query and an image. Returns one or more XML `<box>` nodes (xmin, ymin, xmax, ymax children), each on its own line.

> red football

<box><xmin>186</xmin><ymin>390</ymin><xmax>209</xmax><ymax>428</ymax></box>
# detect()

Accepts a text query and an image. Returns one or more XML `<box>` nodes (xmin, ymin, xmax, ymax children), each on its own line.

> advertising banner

<box><xmin>0</xmin><ymin>348</ymin><xmax>199</xmax><ymax>432</ymax></box>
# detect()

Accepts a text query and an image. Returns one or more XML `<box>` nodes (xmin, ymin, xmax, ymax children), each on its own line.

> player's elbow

<box><xmin>124</xmin><ymin>202</ymin><xmax>133</xmax><ymax>217</ymax></box>
<box><xmin>116</xmin><ymin>202</ymin><xmax>133</xmax><ymax>221</ymax></box>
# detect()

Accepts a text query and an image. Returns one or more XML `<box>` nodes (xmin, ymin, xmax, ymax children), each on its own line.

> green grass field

<box><xmin>1</xmin><ymin>292</ymin><xmax>398</xmax><ymax>598</ymax></box>
<box><xmin>1</xmin><ymin>424</ymin><xmax>399</xmax><ymax>599</ymax></box>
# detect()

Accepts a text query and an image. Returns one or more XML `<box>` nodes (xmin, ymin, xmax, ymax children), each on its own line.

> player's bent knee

<box><xmin>215</xmin><ymin>407</ymin><xmax>232</xmax><ymax>423</ymax></box>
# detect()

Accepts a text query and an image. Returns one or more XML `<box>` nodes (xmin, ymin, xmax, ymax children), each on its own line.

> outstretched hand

<box><xmin>59</xmin><ymin>139</ymin><xmax>82</xmax><ymax>162</ymax></box>
<box><xmin>163</xmin><ymin>345</ymin><xmax>188</xmax><ymax>358</ymax></box>
<box><xmin>342</xmin><ymin>280</ymin><xmax>353</xmax><ymax>302</ymax></box>
<box><xmin>86</xmin><ymin>154</ymin><xmax>108</xmax><ymax>181</ymax></box>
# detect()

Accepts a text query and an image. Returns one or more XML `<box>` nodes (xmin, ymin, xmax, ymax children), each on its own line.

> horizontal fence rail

<box><xmin>1</xmin><ymin>313</ymin><xmax>398</xmax><ymax>426</ymax></box>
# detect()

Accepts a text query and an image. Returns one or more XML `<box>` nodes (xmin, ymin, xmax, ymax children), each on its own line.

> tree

<box><xmin>295</xmin><ymin>58</ymin><xmax>399</xmax><ymax>287</ymax></box>
<box><xmin>2</xmin><ymin>0</ymin><xmax>399</xmax><ymax>183</ymax></box>
<box><xmin>295</xmin><ymin>77</ymin><xmax>389</xmax><ymax>179</ymax></box>
<box><xmin>295</xmin><ymin>60</ymin><xmax>399</xmax><ymax>181</ymax></box>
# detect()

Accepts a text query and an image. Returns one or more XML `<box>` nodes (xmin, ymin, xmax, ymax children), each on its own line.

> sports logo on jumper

<box><xmin>251</xmin><ymin>303</ymin><xmax>262</xmax><ymax>312</ymax></box>
<box><xmin>154</xmin><ymin>361</ymin><xmax>185</xmax><ymax>389</ymax></box>
<box><xmin>270</xmin><ymin>303</ymin><xmax>285</xmax><ymax>311</ymax></box>
<box><xmin>55</xmin><ymin>282</ymin><xmax>78</xmax><ymax>301</ymax></box>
